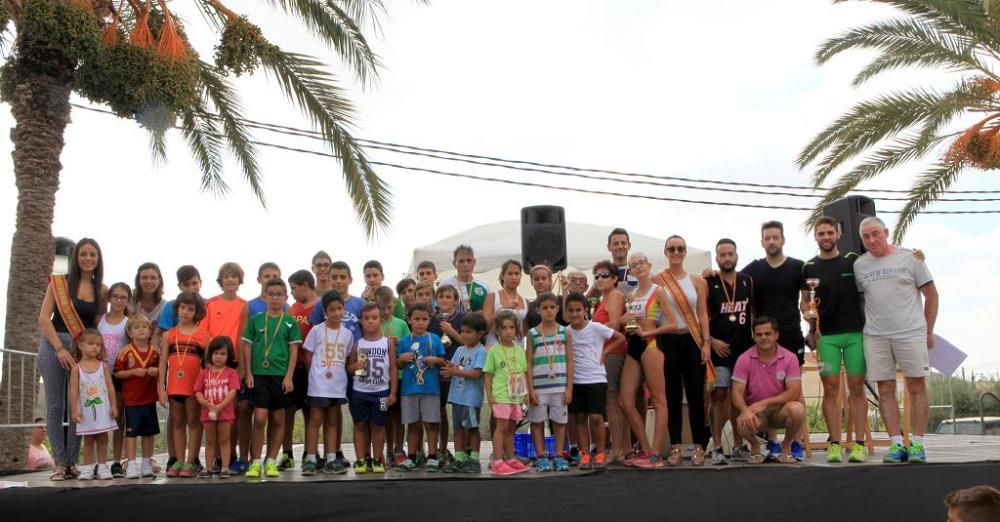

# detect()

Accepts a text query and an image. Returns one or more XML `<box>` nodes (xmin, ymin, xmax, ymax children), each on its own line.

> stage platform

<box><xmin>2</xmin><ymin>434</ymin><xmax>997</xmax><ymax>520</ymax></box>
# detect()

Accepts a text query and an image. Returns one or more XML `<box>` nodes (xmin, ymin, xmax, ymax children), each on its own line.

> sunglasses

<box><xmin>667</xmin><ymin>246</ymin><xmax>686</xmax><ymax>254</ymax></box>
<box><xmin>593</xmin><ymin>272</ymin><xmax>614</xmax><ymax>279</ymax></box>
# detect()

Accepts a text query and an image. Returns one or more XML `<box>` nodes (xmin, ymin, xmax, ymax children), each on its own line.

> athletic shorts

<box><xmin>237</xmin><ymin>383</ymin><xmax>253</xmax><ymax>403</ymax></box>
<box><xmin>401</xmin><ymin>394</ymin><xmax>441</xmax><ymax>424</ymax></box>
<box><xmin>169</xmin><ymin>394</ymin><xmax>190</xmax><ymax>404</ymax></box>
<box><xmin>451</xmin><ymin>404</ymin><xmax>481</xmax><ymax>430</ymax></box>
<box><xmin>124</xmin><ymin>403</ymin><xmax>159</xmax><ymax>437</ymax></box>
<box><xmin>251</xmin><ymin>375</ymin><xmax>291</xmax><ymax>411</ymax></box>
<box><xmin>527</xmin><ymin>391</ymin><xmax>568</xmax><ymax>424</ymax></box>
<box><xmin>290</xmin><ymin>369</ymin><xmax>309</xmax><ymax>409</ymax></box>
<box><xmin>306</xmin><ymin>396</ymin><xmax>347</xmax><ymax>409</ymax></box>
<box><xmin>817</xmin><ymin>331</ymin><xmax>866</xmax><ymax>377</ymax></box>
<box><xmin>491</xmin><ymin>403</ymin><xmax>524</xmax><ymax>422</ymax></box>
<box><xmin>779</xmin><ymin>329</ymin><xmax>805</xmax><ymax>366</ymax></box>
<box><xmin>863</xmin><ymin>333</ymin><xmax>929</xmax><ymax>381</ymax></box>
<box><xmin>714</xmin><ymin>366</ymin><xmax>733</xmax><ymax>389</ymax></box>
<box><xmin>604</xmin><ymin>354</ymin><xmax>624</xmax><ymax>393</ymax></box>
<box><xmin>349</xmin><ymin>390</ymin><xmax>389</xmax><ymax>426</ymax></box>
<box><xmin>569</xmin><ymin>382</ymin><xmax>607</xmax><ymax>416</ymax></box>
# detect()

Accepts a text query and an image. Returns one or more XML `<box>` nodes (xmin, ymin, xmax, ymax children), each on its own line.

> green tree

<box><xmin>797</xmin><ymin>0</ymin><xmax>1000</xmax><ymax>241</ymax></box>
<box><xmin>0</xmin><ymin>0</ymin><xmax>404</xmax><ymax>470</ymax></box>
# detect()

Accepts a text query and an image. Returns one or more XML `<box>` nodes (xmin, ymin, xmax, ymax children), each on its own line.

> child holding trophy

<box><xmin>348</xmin><ymin>302</ymin><xmax>398</xmax><ymax>474</ymax></box>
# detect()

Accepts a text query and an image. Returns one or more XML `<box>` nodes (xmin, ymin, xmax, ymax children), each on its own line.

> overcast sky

<box><xmin>0</xmin><ymin>1</ymin><xmax>994</xmax><ymax>376</ymax></box>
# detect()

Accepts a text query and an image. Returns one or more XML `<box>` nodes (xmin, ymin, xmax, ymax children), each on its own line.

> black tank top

<box><xmin>706</xmin><ymin>273</ymin><xmax>754</xmax><ymax>365</ymax></box>
<box><xmin>52</xmin><ymin>297</ymin><xmax>98</xmax><ymax>333</ymax></box>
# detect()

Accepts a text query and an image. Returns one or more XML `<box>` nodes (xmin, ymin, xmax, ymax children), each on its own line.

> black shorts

<box><xmin>779</xmin><ymin>329</ymin><xmax>806</xmax><ymax>366</ymax></box>
<box><xmin>169</xmin><ymin>394</ymin><xmax>191</xmax><ymax>404</ymax></box>
<box><xmin>306</xmin><ymin>396</ymin><xmax>347</xmax><ymax>409</ymax></box>
<box><xmin>439</xmin><ymin>380</ymin><xmax>451</xmax><ymax>408</ymax></box>
<box><xmin>349</xmin><ymin>390</ymin><xmax>389</xmax><ymax>426</ymax></box>
<box><xmin>251</xmin><ymin>375</ymin><xmax>291</xmax><ymax>411</ymax></box>
<box><xmin>569</xmin><ymin>383</ymin><xmax>607</xmax><ymax>416</ymax></box>
<box><xmin>290</xmin><ymin>368</ymin><xmax>309</xmax><ymax>409</ymax></box>
<box><xmin>124</xmin><ymin>403</ymin><xmax>159</xmax><ymax>437</ymax></box>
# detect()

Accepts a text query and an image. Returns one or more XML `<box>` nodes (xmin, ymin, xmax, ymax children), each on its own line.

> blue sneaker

<box><xmin>765</xmin><ymin>440</ymin><xmax>781</xmax><ymax>462</ymax></box>
<box><xmin>553</xmin><ymin>455</ymin><xmax>570</xmax><ymax>472</ymax></box>
<box><xmin>535</xmin><ymin>457</ymin><xmax>553</xmax><ymax>472</ymax></box>
<box><xmin>790</xmin><ymin>440</ymin><xmax>805</xmax><ymax>461</ymax></box>
<box><xmin>883</xmin><ymin>443</ymin><xmax>909</xmax><ymax>464</ymax></box>
<box><xmin>907</xmin><ymin>442</ymin><xmax>926</xmax><ymax>464</ymax></box>
<box><xmin>229</xmin><ymin>459</ymin><xmax>248</xmax><ymax>474</ymax></box>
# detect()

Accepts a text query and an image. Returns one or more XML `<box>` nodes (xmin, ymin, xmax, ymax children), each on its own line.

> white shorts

<box><xmin>863</xmin><ymin>334</ymin><xmax>929</xmax><ymax>381</ymax></box>
<box><xmin>526</xmin><ymin>391</ymin><xmax>568</xmax><ymax>424</ymax></box>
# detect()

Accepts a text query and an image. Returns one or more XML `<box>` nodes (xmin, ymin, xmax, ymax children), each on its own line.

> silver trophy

<box><xmin>622</xmin><ymin>279</ymin><xmax>640</xmax><ymax>333</ymax></box>
<box><xmin>804</xmin><ymin>278</ymin><xmax>820</xmax><ymax>319</ymax></box>
<box><xmin>436</xmin><ymin>311</ymin><xmax>454</xmax><ymax>348</ymax></box>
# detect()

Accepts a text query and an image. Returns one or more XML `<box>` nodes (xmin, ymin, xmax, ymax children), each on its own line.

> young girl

<box><xmin>69</xmin><ymin>329</ymin><xmax>118</xmax><ymax>480</ymax></box>
<box><xmin>482</xmin><ymin>310</ymin><xmax>529</xmax><ymax>475</ymax></box>
<box><xmin>482</xmin><ymin>259</ymin><xmax>529</xmax><ymax>337</ymax></box>
<box><xmin>158</xmin><ymin>291</ymin><xmax>209</xmax><ymax>478</ymax></box>
<box><xmin>99</xmin><ymin>282</ymin><xmax>130</xmax><ymax>477</ymax></box>
<box><xmin>194</xmin><ymin>337</ymin><xmax>240</xmax><ymax>479</ymax></box>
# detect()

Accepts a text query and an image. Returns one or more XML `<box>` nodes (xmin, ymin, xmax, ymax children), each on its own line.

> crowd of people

<box><xmin>34</xmin><ymin>216</ymin><xmax>940</xmax><ymax>480</ymax></box>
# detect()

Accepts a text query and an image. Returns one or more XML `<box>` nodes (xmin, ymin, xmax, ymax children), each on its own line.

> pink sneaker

<box><xmin>506</xmin><ymin>459</ymin><xmax>530</xmax><ymax>473</ymax></box>
<box><xmin>633</xmin><ymin>454</ymin><xmax>665</xmax><ymax>469</ymax></box>
<box><xmin>624</xmin><ymin>450</ymin><xmax>649</xmax><ymax>467</ymax></box>
<box><xmin>490</xmin><ymin>460</ymin><xmax>517</xmax><ymax>476</ymax></box>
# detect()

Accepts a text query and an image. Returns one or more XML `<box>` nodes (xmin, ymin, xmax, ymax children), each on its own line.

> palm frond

<box><xmin>329</xmin><ymin>0</ymin><xmax>387</xmax><ymax>34</ymax></box>
<box><xmin>179</xmin><ymin>107</ymin><xmax>230</xmax><ymax>196</ymax></box>
<box><xmin>197</xmin><ymin>61</ymin><xmax>264</xmax><ymax>204</ymax></box>
<box><xmin>265</xmin><ymin>0</ymin><xmax>381</xmax><ymax>86</ymax></box>
<box><xmin>257</xmin><ymin>44</ymin><xmax>391</xmax><ymax>236</ymax></box>
<box><xmin>147</xmin><ymin>126</ymin><xmax>168</xmax><ymax>165</ymax></box>
<box><xmin>892</xmin><ymin>159</ymin><xmax>964</xmax><ymax>242</ymax></box>
<box><xmin>833</xmin><ymin>0</ymin><xmax>993</xmax><ymax>40</ymax></box>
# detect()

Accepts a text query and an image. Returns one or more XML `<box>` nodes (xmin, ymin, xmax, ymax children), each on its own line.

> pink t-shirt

<box><xmin>193</xmin><ymin>367</ymin><xmax>240</xmax><ymax>423</ymax></box>
<box><xmin>28</xmin><ymin>443</ymin><xmax>54</xmax><ymax>470</ymax></box>
<box><xmin>731</xmin><ymin>345</ymin><xmax>801</xmax><ymax>406</ymax></box>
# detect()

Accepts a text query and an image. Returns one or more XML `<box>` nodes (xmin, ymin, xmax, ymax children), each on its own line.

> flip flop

<box><xmin>777</xmin><ymin>453</ymin><xmax>797</xmax><ymax>464</ymax></box>
<box><xmin>747</xmin><ymin>453</ymin><xmax>766</xmax><ymax>465</ymax></box>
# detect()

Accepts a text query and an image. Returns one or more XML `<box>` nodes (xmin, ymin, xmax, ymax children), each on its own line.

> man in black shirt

<box><xmin>706</xmin><ymin>239</ymin><xmax>755</xmax><ymax>464</ymax></box>
<box><xmin>800</xmin><ymin>216</ymin><xmax>868</xmax><ymax>464</ymax></box>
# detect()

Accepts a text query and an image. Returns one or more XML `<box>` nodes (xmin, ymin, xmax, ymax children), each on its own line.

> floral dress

<box><xmin>75</xmin><ymin>364</ymin><xmax>117</xmax><ymax>436</ymax></box>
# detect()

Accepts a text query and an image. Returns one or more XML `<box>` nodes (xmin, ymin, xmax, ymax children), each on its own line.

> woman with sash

<box><xmin>653</xmin><ymin>235</ymin><xmax>712</xmax><ymax>466</ymax></box>
<box><xmin>590</xmin><ymin>260</ymin><xmax>630</xmax><ymax>464</ymax></box>
<box><xmin>37</xmin><ymin>238</ymin><xmax>107</xmax><ymax>480</ymax></box>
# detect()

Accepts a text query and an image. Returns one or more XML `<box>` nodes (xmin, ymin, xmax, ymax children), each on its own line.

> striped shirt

<box><xmin>528</xmin><ymin>324</ymin><xmax>568</xmax><ymax>393</ymax></box>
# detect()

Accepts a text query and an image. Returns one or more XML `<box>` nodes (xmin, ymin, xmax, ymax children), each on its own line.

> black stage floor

<box><xmin>4</xmin><ymin>461</ymin><xmax>998</xmax><ymax>521</ymax></box>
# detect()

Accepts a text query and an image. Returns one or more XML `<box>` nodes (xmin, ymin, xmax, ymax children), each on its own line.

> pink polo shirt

<box><xmin>731</xmin><ymin>344</ymin><xmax>800</xmax><ymax>406</ymax></box>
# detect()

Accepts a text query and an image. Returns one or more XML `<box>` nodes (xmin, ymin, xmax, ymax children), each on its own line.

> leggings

<box><xmin>37</xmin><ymin>332</ymin><xmax>81</xmax><ymax>467</ymax></box>
<box><xmin>661</xmin><ymin>333</ymin><xmax>708</xmax><ymax>447</ymax></box>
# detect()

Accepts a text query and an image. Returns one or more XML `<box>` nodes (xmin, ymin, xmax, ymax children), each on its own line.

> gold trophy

<box><xmin>804</xmin><ymin>278</ymin><xmax>821</xmax><ymax>319</ymax></box>
<box><xmin>355</xmin><ymin>350</ymin><xmax>367</xmax><ymax>377</ymax></box>
<box><xmin>623</xmin><ymin>280</ymin><xmax>640</xmax><ymax>333</ymax></box>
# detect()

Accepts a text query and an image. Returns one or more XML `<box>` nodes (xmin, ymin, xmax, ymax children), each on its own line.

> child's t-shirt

<box><xmin>569</xmin><ymin>321</ymin><xmax>615</xmax><ymax>385</ymax></box>
<box><xmin>98</xmin><ymin>315</ymin><xmax>127</xmax><ymax>369</ymax></box>
<box><xmin>164</xmin><ymin>326</ymin><xmax>211</xmax><ymax>396</ymax></box>
<box><xmin>302</xmin><ymin>323</ymin><xmax>353</xmax><ymax>399</ymax></box>
<box><xmin>242</xmin><ymin>312</ymin><xmax>302</xmax><ymax>377</ymax></box>
<box><xmin>447</xmin><ymin>344</ymin><xmax>487</xmax><ymax>407</ymax></box>
<box><xmin>354</xmin><ymin>336</ymin><xmax>392</xmax><ymax>394</ymax></box>
<box><xmin>113</xmin><ymin>344</ymin><xmax>160</xmax><ymax>406</ymax></box>
<box><xmin>289</xmin><ymin>300</ymin><xmax>317</xmax><ymax>369</ymax></box>
<box><xmin>528</xmin><ymin>324</ymin><xmax>569</xmax><ymax>393</ymax></box>
<box><xmin>482</xmin><ymin>343</ymin><xmax>528</xmax><ymax>405</ymax></box>
<box><xmin>396</xmin><ymin>332</ymin><xmax>446</xmax><ymax>396</ymax></box>
<box><xmin>308</xmin><ymin>295</ymin><xmax>365</xmax><ymax>340</ymax></box>
<box><xmin>380</xmin><ymin>316</ymin><xmax>411</xmax><ymax>343</ymax></box>
<box><xmin>203</xmin><ymin>295</ymin><xmax>247</xmax><ymax>356</ymax></box>
<box><xmin>193</xmin><ymin>366</ymin><xmax>240</xmax><ymax>422</ymax></box>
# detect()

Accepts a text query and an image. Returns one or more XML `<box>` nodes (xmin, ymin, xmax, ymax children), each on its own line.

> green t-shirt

<box><xmin>393</xmin><ymin>298</ymin><xmax>406</xmax><ymax>321</ymax></box>
<box><xmin>440</xmin><ymin>276</ymin><xmax>490</xmax><ymax>312</ymax></box>
<box><xmin>482</xmin><ymin>343</ymin><xmax>527</xmax><ymax>405</ymax></box>
<box><xmin>380</xmin><ymin>316</ymin><xmax>410</xmax><ymax>343</ymax></box>
<box><xmin>243</xmin><ymin>312</ymin><xmax>302</xmax><ymax>376</ymax></box>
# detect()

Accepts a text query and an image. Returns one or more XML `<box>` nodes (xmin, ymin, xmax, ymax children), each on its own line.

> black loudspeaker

<box><xmin>822</xmin><ymin>195</ymin><xmax>876</xmax><ymax>254</ymax></box>
<box><xmin>521</xmin><ymin>206</ymin><xmax>567</xmax><ymax>272</ymax></box>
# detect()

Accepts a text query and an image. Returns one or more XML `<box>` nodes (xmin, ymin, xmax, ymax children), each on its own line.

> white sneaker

<box><xmin>78</xmin><ymin>465</ymin><xmax>95</xmax><ymax>480</ymax></box>
<box><xmin>126</xmin><ymin>460</ymin><xmax>140</xmax><ymax>479</ymax></box>
<box><xmin>96</xmin><ymin>464</ymin><xmax>113</xmax><ymax>480</ymax></box>
<box><xmin>141</xmin><ymin>459</ymin><xmax>155</xmax><ymax>477</ymax></box>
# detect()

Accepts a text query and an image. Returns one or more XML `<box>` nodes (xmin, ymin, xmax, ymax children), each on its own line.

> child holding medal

<box><xmin>194</xmin><ymin>337</ymin><xmax>240</xmax><ymax>478</ymax></box>
<box><xmin>483</xmin><ymin>309</ymin><xmax>530</xmax><ymax>476</ymax></box>
<box><xmin>301</xmin><ymin>291</ymin><xmax>354</xmax><ymax>475</ymax></box>
<box><xmin>240</xmin><ymin>278</ymin><xmax>301</xmax><ymax>479</ymax></box>
<box><xmin>395</xmin><ymin>302</ymin><xmax>446</xmax><ymax>471</ymax></box>
<box><xmin>525</xmin><ymin>292</ymin><xmax>574</xmax><ymax>472</ymax></box>
<box><xmin>113</xmin><ymin>315</ymin><xmax>160</xmax><ymax>479</ymax></box>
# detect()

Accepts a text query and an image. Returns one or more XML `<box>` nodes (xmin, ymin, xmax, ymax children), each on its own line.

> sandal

<box><xmin>776</xmin><ymin>453</ymin><xmax>797</xmax><ymax>464</ymax></box>
<box><xmin>747</xmin><ymin>453</ymin><xmax>766</xmax><ymax>465</ymax></box>
<box><xmin>691</xmin><ymin>448</ymin><xmax>706</xmax><ymax>467</ymax></box>
<box><xmin>49</xmin><ymin>469</ymin><xmax>66</xmax><ymax>481</ymax></box>
<box><xmin>666</xmin><ymin>448</ymin><xmax>683</xmax><ymax>467</ymax></box>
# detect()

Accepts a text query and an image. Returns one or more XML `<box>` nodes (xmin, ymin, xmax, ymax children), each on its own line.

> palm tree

<box><xmin>797</xmin><ymin>0</ymin><xmax>999</xmax><ymax>242</ymax></box>
<box><xmin>0</xmin><ymin>0</ymin><xmax>402</xmax><ymax>469</ymax></box>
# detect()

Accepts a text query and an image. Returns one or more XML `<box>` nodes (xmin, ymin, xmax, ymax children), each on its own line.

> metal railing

<box><xmin>0</xmin><ymin>348</ymin><xmax>40</xmax><ymax>429</ymax></box>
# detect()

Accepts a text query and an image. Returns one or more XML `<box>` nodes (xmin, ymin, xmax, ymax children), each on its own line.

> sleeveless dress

<box><xmin>75</xmin><ymin>364</ymin><xmax>117</xmax><ymax>436</ymax></box>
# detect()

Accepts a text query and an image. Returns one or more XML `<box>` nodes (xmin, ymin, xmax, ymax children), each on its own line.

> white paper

<box><xmin>929</xmin><ymin>335</ymin><xmax>967</xmax><ymax>377</ymax></box>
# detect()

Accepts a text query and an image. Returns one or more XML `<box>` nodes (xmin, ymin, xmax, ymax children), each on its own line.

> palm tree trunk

<box><xmin>0</xmin><ymin>39</ymin><xmax>74</xmax><ymax>471</ymax></box>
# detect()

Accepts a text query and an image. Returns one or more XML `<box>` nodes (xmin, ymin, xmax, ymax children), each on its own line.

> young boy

<box><xmin>113</xmin><ymin>315</ymin><xmax>160</xmax><ymax>479</ymax></box>
<box><xmin>526</xmin><ymin>292</ymin><xmax>574</xmax><ymax>472</ymax></box>
<box><xmin>414</xmin><ymin>281</ymin><xmax>435</xmax><ymax>305</ymax></box>
<box><xmin>311</xmin><ymin>251</ymin><xmax>334</xmax><ymax>295</ymax></box>
<box><xmin>247</xmin><ymin>263</ymin><xmax>282</xmax><ymax>317</ymax></box>
<box><xmin>375</xmin><ymin>286</ymin><xmax>410</xmax><ymax>343</ymax></box>
<box><xmin>429</xmin><ymin>285</ymin><xmax>464</xmax><ymax>465</ymax></box>
<box><xmin>240</xmin><ymin>278</ymin><xmax>301</xmax><ymax>479</ymax></box>
<box><xmin>395</xmin><ymin>302</ymin><xmax>447</xmax><ymax>471</ymax></box>
<box><xmin>416</xmin><ymin>260</ymin><xmax>437</xmax><ymax>284</ymax></box>
<box><xmin>564</xmin><ymin>292</ymin><xmax>624</xmax><ymax>470</ymax></box>
<box><xmin>347</xmin><ymin>302</ymin><xmax>399</xmax><ymax>474</ymax></box>
<box><xmin>300</xmin><ymin>290</ymin><xmax>352</xmax><ymax>475</ymax></box>
<box><xmin>396</xmin><ymin>278</ymin><xmax>416</xmax><ymax>316</ymax></box>
<box><xmin>279</xmin><ymin>270</ymin><xmax>319</xmax><ymax>471</ymax></box>
<box><xmin>441</xmin><ymin>312</ymin><xmax>488</xmax><ymax>473</ymax></box>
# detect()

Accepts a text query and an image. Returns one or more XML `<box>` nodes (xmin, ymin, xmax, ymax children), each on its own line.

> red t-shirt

<box><xmin>592</xmin><ymin>300</ymin><xmax>626</xmax><ymax>355</ymax></box>
<box><xmin>193</xmin><ymin>366</ymin><xmax>240</xmax><ymax>423</ymax></box>
<box><xmin>113</xmin><ymin>344</ymin><xmax>160</xmax><ymax>406</ymax></box>
<box><xmin>289</xmin><ymin>301</ymin><xmax>316</xmax><ymax>369</ymax></box>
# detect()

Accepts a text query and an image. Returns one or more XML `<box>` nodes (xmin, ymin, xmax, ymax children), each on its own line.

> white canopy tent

<box><xmin>409</xmin><ymin>221</ymin><xmax>711</xmax><ymax>294</ymax></box>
